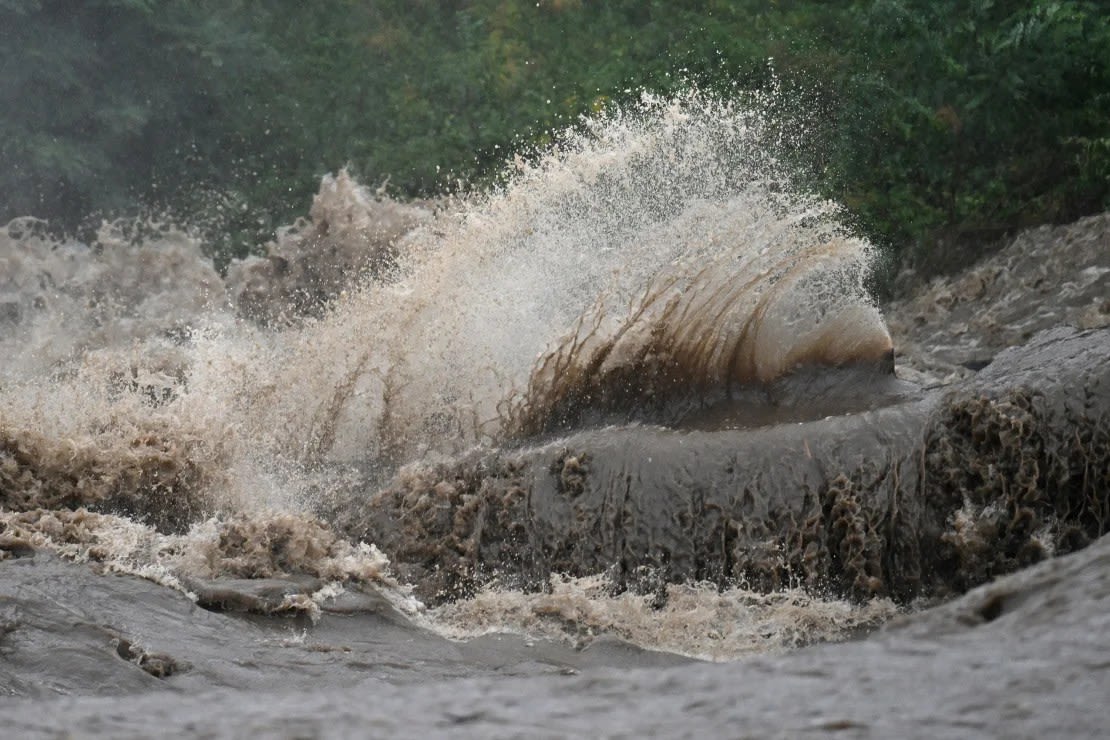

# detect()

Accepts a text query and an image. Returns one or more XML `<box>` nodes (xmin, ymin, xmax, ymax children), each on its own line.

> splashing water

<box><xmin>0</xmin><ymin>90</ymin><xmax>895</xmax><ymax>656</ymax></box>
<box><xmin>253</xmin><ymin>91</ymin><xmax>891</xmax><ymax>464</ymax></box>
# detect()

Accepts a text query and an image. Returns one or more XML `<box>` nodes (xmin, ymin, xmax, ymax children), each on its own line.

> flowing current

<box><xmin>0</xmin><ymin>93</ymin><xmax>901</xmax><ymax>660</ymax></box>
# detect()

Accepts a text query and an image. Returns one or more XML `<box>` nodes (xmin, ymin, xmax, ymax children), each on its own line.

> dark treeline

<box><xmin>2</xmin><ymin>0</ymin><xmax>1108</xmax><ymax>274</ymax></box>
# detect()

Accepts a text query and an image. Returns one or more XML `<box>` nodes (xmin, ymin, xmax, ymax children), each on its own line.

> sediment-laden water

<box><xmin>1</xmin><ymin>92</ymin><xmax>1108</xmax><ymax>737</ymax></box>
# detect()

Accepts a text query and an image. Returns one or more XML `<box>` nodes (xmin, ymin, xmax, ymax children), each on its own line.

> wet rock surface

<box><xmin>0</xmin><ymin>551</ymin><xmax>686</xmax><ymax>702</ymax></box>
<box><xmin>887</xmin><ymin>212</ymin><xmax>1110</xmax><ymax>381</ymax></box>
<box><xmin>1</xmin><ymin>535</ymin><xmax>1108</xmax><ymax>738</ymax></box>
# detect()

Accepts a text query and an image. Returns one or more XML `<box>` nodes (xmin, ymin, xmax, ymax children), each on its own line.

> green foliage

<box><xmin>829</xmin><ymin>0</ymin><xmax>1110</xmax><ymax>269</ymax></box>
<box><xmin>0</xmin><ymin>1</ymin><xmax>272</xmax><ymax>233</ymax></box>
<box><xmin>1</xmin><ymin>1</ymin><xmax>1108</xmax><ymax>272</ymax></box>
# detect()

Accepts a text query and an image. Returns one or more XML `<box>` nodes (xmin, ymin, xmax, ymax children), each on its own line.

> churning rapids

<box><xmin>1</xmin><ymin>94</ymin><xmax>1109</xmax><ymax>738</ymax></box>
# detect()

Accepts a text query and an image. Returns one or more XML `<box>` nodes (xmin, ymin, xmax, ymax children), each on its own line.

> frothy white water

<box><xmin>0</xmin><ymin>218</ymin><xmax>228</xmax><ymax>383</ymax></box>
<box><xmin>0</xmin><ymin>89</ymin><xmax>895</xmax><ymax>657</ymax></box>
<box><xmin>426</xmin><ymin>574</ymin><xmax>898</xmax><ymax>662</ymax></box>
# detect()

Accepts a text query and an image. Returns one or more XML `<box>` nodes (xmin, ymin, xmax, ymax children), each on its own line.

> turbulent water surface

<box><xmin>1</xmin><ymin>93</ymin><xmax>1109</xmax><ymax>737</ymax></box>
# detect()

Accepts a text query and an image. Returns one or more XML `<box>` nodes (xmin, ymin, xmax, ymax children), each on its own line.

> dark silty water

<box><xmin>1</xmin><ymin>92</ymin><xmax>1108</xmax><ymax>737</ymax></box>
